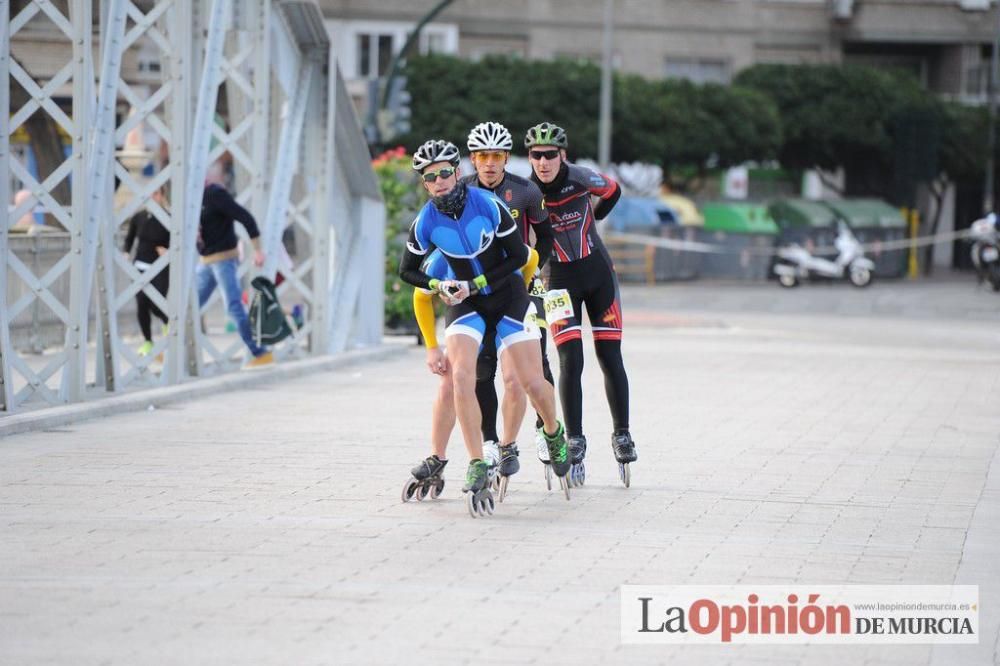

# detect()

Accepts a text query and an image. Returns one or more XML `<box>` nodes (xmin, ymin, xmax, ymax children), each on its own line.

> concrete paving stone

<box><xmin>2</xmin><ymin>281</ymin><xmax>999</xmax><ymax>664</ymax></box>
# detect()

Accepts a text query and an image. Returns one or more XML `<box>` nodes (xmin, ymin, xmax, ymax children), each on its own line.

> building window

<box><xmin>356</xmin><ymin>33</ymin><xmax>394</xmax><ymax>78</ymax></box>
<box><xmin>665</xmin><ymin>57</ymin><xmax>731</xmax><ymax>85</ymax></box>
<box><xmin>421</xmin><ymin>31</ymin><xmax>445</xmax><ymax>55</ymax></box>
<box><xmin>378</xmin><ymin>34</ymin><xmax>393</xmax><ymax>75</ymax></box>
<box><xmin>965</xmin><ymin>63</ymin><xmax>988</xmax><ymax>97</ymax></box>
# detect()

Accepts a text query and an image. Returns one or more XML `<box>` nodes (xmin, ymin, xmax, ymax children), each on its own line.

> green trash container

<box><xmin>697</xmin><ymin>203</ymin><xmax>779</xmax><ymax>280</ymax></box>
<box><xmin>822</xmin><ymin>199</ymin><xmax>907</xmax><ymax>278</ymax></box>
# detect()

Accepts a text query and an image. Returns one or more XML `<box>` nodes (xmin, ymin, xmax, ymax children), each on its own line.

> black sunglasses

<box><xmin>422</xmin><ymin>167</ymin><xmax>456</xmax><ymax>183</ymax></box>
<box><xmin>529</xmin><ymin>149</ymin><xmax>560</xmax><ymax>161</ymax></box>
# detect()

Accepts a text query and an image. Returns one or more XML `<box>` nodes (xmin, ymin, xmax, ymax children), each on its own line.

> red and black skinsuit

<box><xmin>531</xmin><ymin>161</ymin><xmax>630</xmax><ymax>440</ymax></box>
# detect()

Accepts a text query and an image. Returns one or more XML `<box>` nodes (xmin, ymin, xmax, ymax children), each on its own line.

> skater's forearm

<box><xmin>521</xmin><ymin>248</ymin><xmax>539</xmax><ymax>287</ymax></box>
<box><xmin>413</xmin><ymin>290</ymin><xmax>439</xmax><ymax>349</ymax></box>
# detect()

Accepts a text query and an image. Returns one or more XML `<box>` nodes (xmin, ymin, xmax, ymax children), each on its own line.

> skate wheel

<box><xmin>579</xmin><ymin>461</ymin><xmax>586</xmax><ymax>487</ymax></box>
<box><xmin>559</xmin><ymin>475</ymin><xmax>571</xmax><ymax>501</ymax></box>
<box><xmin>544</xmin><ymin>464</ymin><xmax>552</xmax><ymax>491</ymax></box>
<box><xmin>430</xmin><ymin>478</ymin><xmax>445</xmax><ymax>499</ymax></box>
<box><xmin>619</xmin><ymin>463</ymin><xmax>631</xmax><ymax>488</ymax></box>
<box><xmin>466</xmin><ymin>492</ymin><xmax>479</xmax><ymax>518</ymax></box>
<box><xmin>570</xmin><ymin>463</ymin><xmax>585</xmax><ymax>488</ymax></box>
<box><xmin>483</xmin><ymin>493</ymin><xmax>495</xmax><ymax>515</ymax></box>
<box><xmin>498</xmin><ymin>475</ymin><xmax>509</xmax><ymax>503</ymax></box>
<box><xmin>401</xmin><ymin>478</ymin><xmax>418</xmax><ymax>503</ymax></box>
<box><xmin>416</xmin><ymin>483</ymin><xmax>431</xmax><ymax>501</ymax></box>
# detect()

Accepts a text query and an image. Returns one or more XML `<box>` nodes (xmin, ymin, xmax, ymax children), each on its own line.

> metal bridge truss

<box><xmin>1</xmin><ymin>0</ymin><xmax>385</xmax><ymax>413</ymax></box>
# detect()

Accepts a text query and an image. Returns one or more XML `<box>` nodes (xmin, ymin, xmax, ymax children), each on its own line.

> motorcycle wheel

<box><xmin>848</xmin><ymin>264</ymin><xmax>872</xmax><ymax>288</ymax></box>
<box><xmin>777</xmin><ymin>273</ymin><xmax>799</xmax><ymax>288</ymax></box>
<box><xmin>989</xmin><ymin>265</ymin><xmax>1000</xmax><ymax>292</ymax></box>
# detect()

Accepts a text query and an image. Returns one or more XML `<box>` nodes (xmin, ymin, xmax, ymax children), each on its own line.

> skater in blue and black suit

<box><xmin>399</xmin><ymin>139</ymin><xmax>574</xmax><ymax>511</ymax></box>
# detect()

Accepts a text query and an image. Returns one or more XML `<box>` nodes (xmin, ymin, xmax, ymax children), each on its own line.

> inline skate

<box><xmin>611</xmin><ymin>432</ymin><xmax>638</xmax><ymax>488</ymax></box>
<box><xmin>496</xmin><ymin>442</ymin><xmax>520</xmax><ymax>502</ymax></box>
<box><xmin>463</xmin><ymin>459</ymin><xmax>495</xmax><ymax>518</ymax></box>
<box><xmin>539</xmin><ymin>423</ymin><xmax>571</xmax><ymax>500</ymax></box>
<box><xmin>402</xmin><ymin>455</ymin><xmax>447</xmax><ymax>502</ymax></box>
<box><xmin>567</xmin><ymin>435</ymin><xmax>587</xmax><ymax>488</ymax></box>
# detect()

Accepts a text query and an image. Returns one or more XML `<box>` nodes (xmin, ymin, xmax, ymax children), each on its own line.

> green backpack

<box><xmin>249</xmin><ymin>276</ymin><xmax>293</xmax><ymax>346</ymax></box>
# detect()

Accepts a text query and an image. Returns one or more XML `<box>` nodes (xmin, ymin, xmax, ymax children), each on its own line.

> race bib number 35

<box><xmin>544</xmin><ymin>289</ymin><xmax>574</xmax><ymax>326</ymax></box>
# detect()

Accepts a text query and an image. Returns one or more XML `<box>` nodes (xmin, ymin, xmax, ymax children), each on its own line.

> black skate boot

<box><xmin>567</xmin><ymin>435</ymin><xmax>587</xmax><ymax>488</ymax></box>
<box><xmin>496</xmin><ymin>443</ymin><xmax>520</xmax><ymax>502</ymax></box>
<box><xmin>463</xmin><ymin>459</ymin><xmax>495</xmax><ymax>518</ymax></box>
<box><xmin>402</xmin><ymin>455</ymin><xmax>448</xmax><ymax>502</ymax></box>
<box><xmin>539</xmin><ymin>422</ymin><xmax>571</xmax><ymax>500</ymax></box>
<box><xmin>611</xmin><ymin>432</ymin><xmax>637</xmax><ymax>488</ymax></box>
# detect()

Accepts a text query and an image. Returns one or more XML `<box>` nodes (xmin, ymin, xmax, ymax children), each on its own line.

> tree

<box><xmin>402</xmin><ymin>54</ymin><xmax>781</xmax><ymax>192</ymax></box>
<box><xmin>922</xmin><ymin>103</ymin><xmax>990</xmax><ymax>272</ymax></box>
<box><xmin>400</xmin><ymin>54</ymin><xmax>601</xmax><ymax>161</ymax></box>
<box><xmin>613</xmin><ymin>77</ymin><xmax>781</xmax><ymax>191</ymax></box>
<box><xmin>734</xmin><ymin>63</ymin><xmax>929</xmax><ymax>198</ymax></box>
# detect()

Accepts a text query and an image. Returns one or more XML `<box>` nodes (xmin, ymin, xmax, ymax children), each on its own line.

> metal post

<box><xmin>176</xmin><ymin>0</ymin><xmax>230</xmax><ymax>377</ymax></box>
<box><xmin>29</xmin><ymin>237</ymin><xmax>42</xmax><ymax>353</ymax></box>
<box><xmin>62</xmin><ymin>0</ymin><xmax>94</xmax><ymax>403</ymax></box>
<box><xmin>165</xmin><ymin>0</ymin><xmax>194</xmax><ymax>383</ymax></box>
<box><xmin>328</xmin><ymin>199</ymin><xmax>363</xmax><ymax>354</ymax></box>
<box><xmin>0</xmin><ymin>0</ymin><xmax>14</xmax><ymax>410</ymax></box>
<box><xmin>356</xmin><ymin>197</ymin><xmax>385</xmax><ymax>346</ymax></box>
<box><xmin>368</xmin><ymin>0</ymin><xmax>454</xmax><ymax>145</ymax></box>
<box><xmin>88</xmin><ymin>0</ymin><xmax>127</xmax><ymax>392</ymax></box>
<box><xmin>310</xmin><ymin>52</ymin><xmax>338</xmax><ymax>355</ymax></box>
<box><xmin>251</xmin><ymin>0</ymin><xmax>271</xmax><ymax>218</ymax></box>
<box><xmin>985</xmin><ymin>4</ymin><xmax>1000</xmax><ymax>215</ymax></box>
<box><xmin>598</xmin><ymin>0</ymin><xmax>615</xmax><ymax>169</ymax></box>
<box><xmin>379</xmin><ymin>0</ymin><xmax>455</xmax><ymax>110</ymax></box>
<box><xmin>262</xmin><ymin>62</ymin><xmax>315</xmax><ymax>280</ymax></box>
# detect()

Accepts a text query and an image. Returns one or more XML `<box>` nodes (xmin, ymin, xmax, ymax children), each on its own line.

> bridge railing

<box><xmin>1</xmin><ymin>0</ymin><xmax>384</xmax><ymax>413</ymax></box>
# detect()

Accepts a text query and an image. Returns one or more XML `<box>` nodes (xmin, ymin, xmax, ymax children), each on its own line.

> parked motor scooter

<box><xmin>773</xmin><ymin>221</ymin><xmax>875</xmax><ymax>288</ymax></box>
<box><xmin>968</xmin><ymin>213</ymin><xmax>1000</xmax><ymax>291</ymax></box>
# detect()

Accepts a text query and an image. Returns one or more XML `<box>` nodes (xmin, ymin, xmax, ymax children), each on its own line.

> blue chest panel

<box><xmin>419</xmin><ymin>191</ymin><xmax>500</xmax><ymax>259</ymax></box>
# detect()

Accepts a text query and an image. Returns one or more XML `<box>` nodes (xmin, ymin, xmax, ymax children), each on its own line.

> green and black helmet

<box><xmin>524</xmin><ymin>122</ymin><xmax>568</xmax><ymax>149</ymax></box>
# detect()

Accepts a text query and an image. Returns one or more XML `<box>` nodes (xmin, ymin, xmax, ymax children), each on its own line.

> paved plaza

<box><xmin>1</xmin><ymin>278</ymin><xmax>998</xmax><ymax>665</ymax></box>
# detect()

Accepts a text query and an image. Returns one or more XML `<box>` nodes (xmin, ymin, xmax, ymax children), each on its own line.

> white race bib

<box><xmin>543</xmin><ymin>289</ymin><xmax>574</xmax><ymax>326</ymax></box>
<box><xmin>983</xmin><ymin>246</ymin><xmax>999</xmax><ymax>262</ymax></box>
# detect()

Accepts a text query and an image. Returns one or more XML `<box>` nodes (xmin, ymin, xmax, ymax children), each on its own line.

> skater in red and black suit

<box><xmin>525</xmin><ymin>122</ymin><xmax>637</xmax><ymax>486</ymax></box>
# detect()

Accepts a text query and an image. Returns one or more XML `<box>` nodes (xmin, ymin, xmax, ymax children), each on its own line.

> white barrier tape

<box><xmin>607</xmin><ymin>229</ymin><xmax>974</xmax><ymax>258</ymax></box>
<box><xmin>608</xmin><ymin>231</ymin><xmax>732</xmax><ymax>254</ymax></box>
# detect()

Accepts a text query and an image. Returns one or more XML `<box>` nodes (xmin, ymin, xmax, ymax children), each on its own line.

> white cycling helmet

<box><xmin>467</xmin><ymin>121</ymin><xmax>513</xmax><ymax>152</ymax></box>
<box><xmin>412</xmin><ymin>139</ymin><xmax>461</xmax><ymax>171</ymax></box>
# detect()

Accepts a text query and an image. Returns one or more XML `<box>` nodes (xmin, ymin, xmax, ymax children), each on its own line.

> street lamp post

<box><xmin>598</xmin><ymin>0</ymin><xmax>614</xmax><ymax>169</ymax></box>
<box><xmin>985</xmin><ymin>1</ymin><xmax>1000</xmax><ymax>214</ymax></box>
<box><xmin>366</xmin><ymin>0</ymin><xmax>455</xmax><ymax>147</ymax></box>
